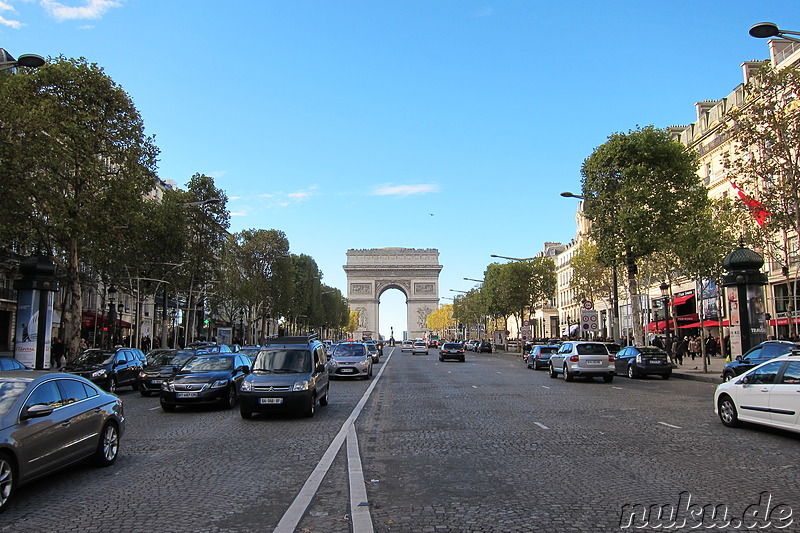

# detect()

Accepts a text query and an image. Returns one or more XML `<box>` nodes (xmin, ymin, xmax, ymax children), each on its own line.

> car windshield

<box><xmin>73</xmin><ymin>350</ymin><xmax>114</xmax><ymax>365</ymax></box>
<box><xmin>182</xmin><ymin>356</ymin><xmax>233</xmax><ymax>372</ymax></box>
<box><xmin>442</xmin><ymin>343</ymin><xmax>461</xmax><ymax>350</ymax></box>
<box><xmin>576</xmin><ymin>344</ymin><xmax>609</xmax><ymax>355</ymax></box>
<box><xmin>0</xmin><ymin>379</ymin><xmax>31</xmax><ymax>416</ymax></box>
<box><xmin>254</xmin><ymin>350</ymin><xmax>311</xmax><ymax>373</ymax></box>
<box><xmin>334</xmin><ymin>344</ymin><xmax>366</xmax><ymax>357</ymax></box>
<box><xmin>147</xmin><ymin>350</ymin><xmax>177</xmax><ymax>365</ymax></box>
<box><xmin>539</xmin><ymin>347</ymin><xmax>557</xmax><ymax>354</ymax></box>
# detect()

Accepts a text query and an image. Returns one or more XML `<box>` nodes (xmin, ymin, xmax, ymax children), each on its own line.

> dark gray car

<box><xmin>0</xmin><ymin>371</ymin><xmax>125</xmax><ymax>512</ymax></box>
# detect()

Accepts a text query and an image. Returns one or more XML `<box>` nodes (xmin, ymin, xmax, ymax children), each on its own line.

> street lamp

<box><xmin>450</xmin><ymin>289</ymin><xmax>468</xmax><ymax>294</ymax></box>
<box><xmin>490</xmin><ymin>254</ymin><xmax>534</xmax><ymax>262</ymax></box>
<box><xmin>463</xmin><ymin>278</ymin><xmax>483</xmax><ymax>283</ymax></box>
<box><xmin>749</xmin><ymin>22</ymin><xmax>800</xmax><ymax>43</ymax></box>
<box><xmin>0</xmin><ymin>48</ymin><xmax>45</xmax><ymax>73</ymax></box>
<box><xmin>660</xmin><ymin>282</ymin><xmax>672</xmax><ymax>360</ymax></box>
<box><xmin>560</xmin><ymin>190</ymin><xmax>620</xmax><ymax>343</ymax></box>
<box><xmin>107</xmin><ymin>284</ymin><xmax>117</xmax><ymax>349</ymax></box>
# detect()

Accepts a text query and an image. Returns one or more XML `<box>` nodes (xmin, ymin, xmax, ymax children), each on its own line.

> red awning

<box><xmin>669</xmin><ymin>294</ymin><xmax>695</xmax><ymax>306</ymax></box>
<box><xmin>769</xmin><ymin>316</ymin><xmax>800</xmax><ymax>326</ymax></box>
<box><xmin>81</xmin><ymin>311</ymin><xmax>132</xmax><ymax>328</ymax></box>
<box><xmin>646</xmin><ymin>320</ymin><xmax>674</xmax><ymax>332</ymax></box>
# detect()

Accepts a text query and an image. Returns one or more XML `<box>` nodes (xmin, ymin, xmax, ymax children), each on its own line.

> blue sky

<box><xmin>2</xmin><ymin>1</ymin><xmax>797</xmax><ymax>339</ymax></box>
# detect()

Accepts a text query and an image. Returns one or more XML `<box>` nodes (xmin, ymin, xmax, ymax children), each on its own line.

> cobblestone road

<box><xmin>2</xmin><ymin>347</ymin><xmax>799</xmax><ymax>532</ymax></box>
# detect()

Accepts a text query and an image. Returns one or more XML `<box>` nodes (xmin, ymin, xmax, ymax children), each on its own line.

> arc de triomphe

<box><xmin>343</xmin><ymin>248</ymin><xmax>441</xmax><ymax>340</ymax></box>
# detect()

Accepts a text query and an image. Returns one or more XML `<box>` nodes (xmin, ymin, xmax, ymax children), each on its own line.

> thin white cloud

<box><xmin>228</xmin><ymin>196</ymin><xmax>241</xmax><ymax>201</ymax></box>
<box><xmin>40</xmin><ymin>0</ymin><xmax>122</xmax><ymax>22</ymax></box>
<box><xmin>371</xmin><ymin>184</ymin><xmax>440</xmax><ymax>197</ymax></box>
<box><xmin>0</xmin><ymin>1</ymin><xmax>22</xmax><ymax>28</ymax></box>
<box><xmin>230</xmin><ymin>211</ymin><xmax>248</xmax><ymax>217</ymax></box>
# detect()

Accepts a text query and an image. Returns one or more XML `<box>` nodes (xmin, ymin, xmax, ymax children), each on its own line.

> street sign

<box><xmin>582</xmin><ymin>300</ymin><xmax>594</xmax><ymax>310</ymax></box>
<box><xmin>580</xmin><ymin>310</ymin><xmax>599</xmax><ymax>331</ymax></box>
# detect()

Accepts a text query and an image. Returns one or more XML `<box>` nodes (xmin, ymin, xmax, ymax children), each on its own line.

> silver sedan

<box><xmin>0</xmin><ymin>371</ymin><xmax>125</xmax><ymax>512</ymax></box>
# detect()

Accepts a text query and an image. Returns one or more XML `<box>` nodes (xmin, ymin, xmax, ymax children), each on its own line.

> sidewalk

<box><xmin>670</xmin><ymin>355</ymin><xmax>725</xmax><ymax>384</ymax></box>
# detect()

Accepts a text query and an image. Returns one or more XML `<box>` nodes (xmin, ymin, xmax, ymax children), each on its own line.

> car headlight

<box><xmin>356</xmin><ymin>359</ymin><xmax>369</xmax><ymax>368</ymax></box>
<box><xmin>293</xmin><ymin>380</ymin><xmax>310</xmax><ymax>391</ymax></box>
<box><xmin>211</xmin><ymin>379</ymin><xmax>229</xmax><ymax>389</ymax></box>
<box><xmin>329</xmin><ymin>359</ymin><xmax>338</xmax><ymax>367</ymax></box>
<box><xmin>91</xmin><ymin>369</ymin><xmax>107</xmax><ymax>379</ymax></box>
<box><xmin>636</xmin><ymin>355</ymin><xmax>642</xmax><ymax>363</ymax></box>
<box><xmin>161</xmin><ymin>382</ymin><xmax>174</xmax><ymax>392</ymax></box>
<box><xmin>240</xmin><ymin>380</ymin><xmax>252</xmax><ymax>392</ymax></box>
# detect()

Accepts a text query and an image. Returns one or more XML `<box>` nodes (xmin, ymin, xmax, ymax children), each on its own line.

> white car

<box><xmin>401</xmin><ymin>340</ymin><xmax>414</xmax><ymax>352</ymax></box>
<box><xmin>714</xmin><ymin>353</ymin><xmax>800</xmax><ymax>434</ymax></box>
<box><xmin>548</xmin><ymin>341</ymin><xmax>615</xmax><ymax>382</ymax></box>
<box><xmin>411</xmin><ymin>341</ymin><xmax>428</xmax><ymax>355</ymax></box>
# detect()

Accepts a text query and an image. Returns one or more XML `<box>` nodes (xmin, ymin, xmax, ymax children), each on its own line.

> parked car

<box><xmin>239</xmin><ymin>335</ymin><xmax>329</xmax><ymax>418</ymax></box>
<box><xmin>549</xmin><ymin>341</ymin><xmax>615</xmax><ymax>382</ymax></box>
<box><xmin>715</xmin><ymin>352</ymin><xmax>800</xmax><ymax>434</ymax></box>
<box><xmin>0</xmin><ymin>371</ymin><xmax>124</xmax><ymax>512</ymax></box>
<box><xmin>63</xmin><ymin>347</ymin><xmax>145</xmax><ymax>393</ymax></box>
<box><xmin>615</xmin><ymin>345</ymin><xmax>671</xmax><ymax>379</ymax></box>
<box><xmin>412</xmin><ymin>340</ymin><xmax>428</xmax><ymax>355</ymax></box>
<box><xmin>329</xmin><ymin>342</ymin><xmax>373</xmax><ymax>379</ymax></box>
<box><xmin>527</xmin><ymin>345</ymin><xmax>559</xmax><ymax>370</ymax></box>
<box><xmin>138</xmin><ymin>349</ymin><xmax>195</xmax><ymax>396</ymax></box>
<box><xmin>401</xmin><ymin>340</ymin><xmax>414</xmax><ymax>352</ymax></box>
<box><xmin>721</xmin><ymin>340</ymin><xmax>800</xmax><ymax>382</ymax></box>
<box><xmin>476</xmin><ymin>341</ymin><xmax>493</xmax><ymax>353</ymax></box>
<box><xmin>0</xmin><ymin>358</ymin><xmax>29</xmax><ymax>371</ymax></box>
<box><xmin>439</xmin><ymin>342</ymin><xmax>466</xmax><ymax>362</ymax></box>
<box><xmin>465</xmin><ymin>340</ymin><xmax>479</xmax><ymax>352</ymax></box>
<box><xmin>237</xmin><ymin>346</ymin><xmax>261</xmax><ymax>364</ymax></box>
<box><xmin>159</xmin><ymin>353</ymin><xmax>252</xmax><ymax>411</ymax></box>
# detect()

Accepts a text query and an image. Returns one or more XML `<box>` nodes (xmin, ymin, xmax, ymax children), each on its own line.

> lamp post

<box><xmin>107</xmin><ymin>284</ymin><xmax>117</xmax><ymax>349</ymax></box>
<box><xmin>660</xmin><ymin>282</ymin><xmax>672</xmax><ymax>361</ymax></box>
<box><xmin>0</xmin><ymin>48</ymin><xmax>45</xmax><ymax>73</ymax></box>
<box><xmin>560</xmin><ymin>190</ymin><xmax>620</xmax><ymax>343</ymax></box>
<box><xmin>463</xmin><ymin>277</ymin><xmax>483</xmax><ymax>283</ymax></box>
<box><xmin>450</xmin><ymin>289</ymin><xmax>468</xmax><ymax>294</ymax></box>
<box><xmin>749</xmin><ymin>22</ymin><xmax>800</xmax><ymax>42</ymax></box>
<box><xmin>490</xmin><ymin>254</ymin><xmax>534</xmax><ymax>262</ymax></box>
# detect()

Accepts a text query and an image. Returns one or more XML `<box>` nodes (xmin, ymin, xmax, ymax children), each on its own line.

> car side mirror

<box><xmin>735</xmin><ymin>356</ymin><xmax>743</xmax><ymax>362</ymax></box>
<box><xmin>738</xmin><ymin>375</ymin><xmax>750</xmax><ymax>385</ymax></box>
<box><xmin>22</xmin><ymin>403</ymin><xmax>54</xmax><ymax>420</ymax></box>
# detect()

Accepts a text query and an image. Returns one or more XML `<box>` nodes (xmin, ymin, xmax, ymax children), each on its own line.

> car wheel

<box><xmin>106</xmin><ymin>377</ymin><xmax>117</xmax><ymax>394</ymax></box>
<box><xmin>722</xmin><ymin>372</ymin><xmax>734</xmax><ymax>382</ymax></box>
<box><xmin>662</xmin><ymin>373</ymin><xmax>671</xmax><ymax>380</ymax></box>
<box><xmin>140</xmin><ymin>389</ymin><xmax>152</xmax><ymax>397</ymax></box>
<box><xmin>94</xmin><ymin>422</ymin><xmax>120</xmax><ymax>466</ymax></box>
<box><xmin>304</xmin><ymin>395</ymin><xmax>316</xmax><ymax>418</ymax></box>
<box><xmin>549</xmin><ymin>363</ymin><xmax>558</xmax><ymax>379</ymax></box>
<box><xmin>160</xmin><ymin>401</ymin><xmax>175</xmax><ymax>412</ymax></box>
<box><xmin>0</xmin><ymin>451</ymin><xmax>16</xmax><ymax>513</ymax></box>
<box><xmin>131</xmin><ymin>380</ymin><xmax>139</xmax><ymax>391</ymax></box>
<box><xmin>319</xmin><ymin>387</ymin><xmax>329</xmax><ymax>406</ymax></box>
<box><xmin>627</xmin><ymin>365</ymin><xmax>637</xmax><ymax>379</ymax></box>
<box><xmin>460</xmin><ymin>357</ymin><xmax>465</xmax><ymax>362</ymax></box>
<box><xmin>563</xmin><ymin>366</ymin><xmax>574</xmax><ymax>382</ymax></box>
<box><xmin>240</xmin><ymin>408</ymin><xmax>252</xmax><ymax>419</ymax></box>
<box><xmin>223</xmin><ymin>386</ymin><xmax>237</xmax><ymax>409</ymax></box>
<box><xmin>603</xmin><ymin>375</ymin><xmax>614</xmax><ymax>383</ymax></box>
<box><xmin>439</xmin><ymin>356</ymin><xmax>444</xmax><ymax>362</ymax></box>
<box><xmin>718</xmin><ymin>395</ymin><xmax>741</xmax><ymax>427</ymax></box>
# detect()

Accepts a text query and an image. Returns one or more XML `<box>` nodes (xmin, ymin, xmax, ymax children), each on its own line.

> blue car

<box><xmin>721</xmin><ymin>340</ymin><xmax>800</xmax><ymax>382</ymax></box>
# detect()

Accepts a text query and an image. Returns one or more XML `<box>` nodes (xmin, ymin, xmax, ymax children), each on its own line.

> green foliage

<box><xmin>569</xmin><ymin>243</ymin><xmax>613</xmax><ymax>305</ymax></box>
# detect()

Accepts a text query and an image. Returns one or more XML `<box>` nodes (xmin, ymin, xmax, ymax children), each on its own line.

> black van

<box><xmin>238</xmin><ymin>335</ymin><xmax>330</xmax><ymax>418</ymax></box>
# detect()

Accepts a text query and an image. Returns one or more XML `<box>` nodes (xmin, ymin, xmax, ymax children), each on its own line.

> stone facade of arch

<box><xmin>343</xmin><ymin>248</ymin><xmax>441</xmax><ymax>340</ymax></box>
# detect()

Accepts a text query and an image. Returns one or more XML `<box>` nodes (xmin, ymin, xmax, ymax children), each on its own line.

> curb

<box><xmin>671</xmin><ymin>371</ymin><xmax>722</xmax><ymax>384</ymax></box>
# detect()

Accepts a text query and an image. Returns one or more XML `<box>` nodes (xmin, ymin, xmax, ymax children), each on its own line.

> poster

<box><xmin>14</xmin><ymin>289</ymin><xmax>53</xmax><ymax>369</ymax></box>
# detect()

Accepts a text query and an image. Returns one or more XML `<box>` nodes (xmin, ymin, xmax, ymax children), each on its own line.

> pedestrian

<box><xmin>705</xmin><ymin>335</ymin><xmax>718</xmax><ymax>358</ymax></box>
<box><xmin>688</xmin><ymin>336</ymin><xmax>699</xmax><ymax>360</ymax></box>
<box><xmin>652</xmin><ymin>336</ymin><xmax>664</xmax><ymax>349</ymax></box>
<box><xmin>79</xmin><ymin>338</ymin><xmax>88</xmax><ymax>351</ymax></box>
<box><xmin>51</xmin><ymin>337</ymin><xmax>65</xmax><ymax>369</ymax></box>
<box><xmin>675</xmin><ymin>336</ymin><xmax>688</xmax><ymax>365</ymax></box>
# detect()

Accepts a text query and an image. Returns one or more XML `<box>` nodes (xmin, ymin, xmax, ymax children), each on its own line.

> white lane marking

<box><xmin>658</xmin><ymin>422</ymin><xmax>682</xmax><ymax>429</ymax></box>
<box><xmin>273</xmin><ymin>349</ymin><xmax>393</xmax><ymax>532</ymax></box>
<box><xmin>541</xmin><ymin>386</ymin><xmax>550</xmax><ymax>389</ymax></box>
<box><xmin>472</xmin><ymin>385</ymin><xmax>478</xmax><ymax>389</ymax></box>
<box><xmin>347</xmin><ymin>425</ymin><xmax>374</xmax><ymax>533</ymax></box>
<box><xmin>534</xmin><ymin>422</ymin><xmax>550</xmax><ymax>430</ymax></box>
<box><xmin>149</xmin><ymin>406</ymin><xmax>161</xmax><ymax>411</ymax></box>
<box><xmin>612</xmin><ymin>386</ymin><xmax>623</xmax><ymax>390</ymax></box>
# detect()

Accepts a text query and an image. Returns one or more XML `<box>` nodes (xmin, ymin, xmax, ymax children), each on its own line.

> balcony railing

<box><xmin>0</xmin><ymin>287</ymin><xmax>15</xmax><ymax>301</ymax></box>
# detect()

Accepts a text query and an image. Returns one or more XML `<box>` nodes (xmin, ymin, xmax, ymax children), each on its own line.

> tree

<box><xmin>570</xmin><ymin>242</ymin><xmax>615</xmax><ymax>310</ymax></box>
<box><xmin>581</xmin><ymin>126</ymin><xmax>707</xmax><ymax>345</ymax></box>
<box><xmin>723</xmin><ymin>63</ymin><xmax>800</xmax><ymax>336</ymax></box>
<box><xmin>426</xmin><ymin>304</ymin><xmax>454</xmax><ymax>337</ymax></box>
<box><xmin>0</xmin><ymin>56</ymin><xmax>159</xmax><ymax>357</ymax></box>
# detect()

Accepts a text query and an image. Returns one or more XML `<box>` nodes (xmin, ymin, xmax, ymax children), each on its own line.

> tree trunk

<box><xmin>64</xmin><ymin>238</ymin><xmax>83</xmax><ymax>362</ymax></box>
<box><xmin>625</xmin><ymin>255</ymin><xmax>644</xmax><ymax>345</ymax></box>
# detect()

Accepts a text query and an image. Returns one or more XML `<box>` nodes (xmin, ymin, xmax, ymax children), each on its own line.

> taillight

<box><xmin>609</xmin><ymin>354</ymin><xmax>616</xmax><ymax>362</ymax></box>
<box><xmin>570</xmin><ymin>354</ymin><xmax>579</xmax><ymax>362</ymax></box>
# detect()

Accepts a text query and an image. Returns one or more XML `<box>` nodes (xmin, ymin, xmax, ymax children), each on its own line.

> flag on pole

<box><xmin>729</xmin><ymin>181</ymin><xmax>770</xmax><ymax>226</ymax></box>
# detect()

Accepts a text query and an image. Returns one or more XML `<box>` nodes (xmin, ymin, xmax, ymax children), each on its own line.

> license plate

<box><xmin>340</xmin><ymin>368</ymin><xmax>355</xmax><ymax>373</ymax></box>
<box><xmin>151</xmin><ymin>379</ymin><xmax>163</xmax><ymax>384</ymax></box>
<box><xmin>586</xmin><ymin>360</ymin><xmax>603</xmax><ymax>365</ymax></box>
<box><xmin>176</xmin><ymin>392</ymin><xmax>199</xmax><ymax>398</ymax></box>
<box><xmin>259</xmin><ymin>397</ymin><xmax>283</xmax><ymax>405</ymax></box>
<box><xmin>650</xmin><ymin>360</ymin><xmax>663</xmax><ymax>364</ymax></box>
